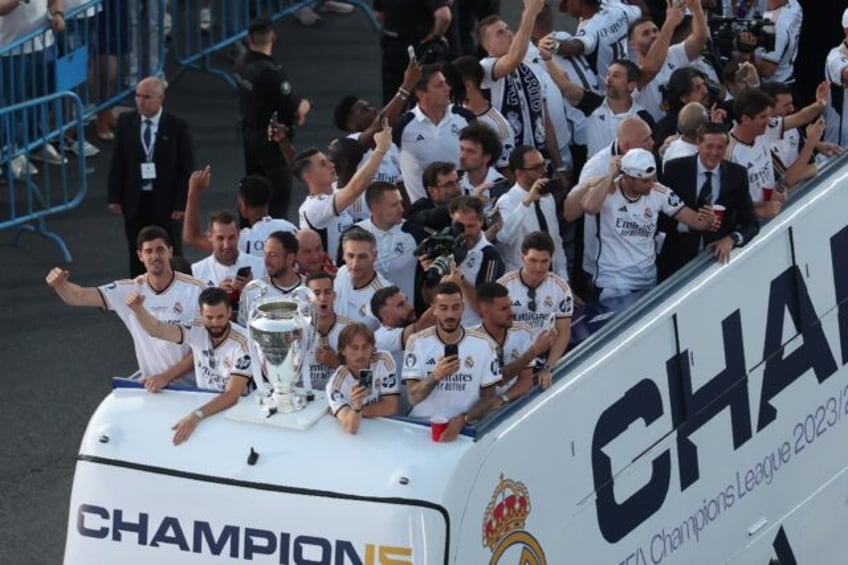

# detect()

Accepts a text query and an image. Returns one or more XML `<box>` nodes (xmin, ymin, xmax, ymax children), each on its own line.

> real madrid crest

<box><xmin>465</xmin><ymin>356</ymin><xmax>474</xmax><ymax>369</ymax></box>
<box><xmin>483</xmin><ymin>474</ymin><xmax>547</xmax><ymax>564</ymax></box>
<box><xmin>543</xmin><ymin>295</ymin><xmax>553</xmax><ymax>308</ymax></box>
<box><xmin>173</xmin><ymin>301</ymin><xmax>183</xmax><ymax>314</ymax></box>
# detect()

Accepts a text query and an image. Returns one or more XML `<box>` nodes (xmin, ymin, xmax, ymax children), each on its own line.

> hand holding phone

<box><xmin>358</xmin><ymin>369</ymin><xmax>373</xmax><ymax>389</ymax></box>
<box><xmin>407</xmin><ymin>45</ymin><xmax>416</xmax><ymax>61</ymax></box>
<box><xmin>444</xmin><ymin>343</ymin><xmax>458</xmax><ymax>358</ymax></box>
<box><xmin>236</xmin><ymin>266</ymin><xmax>252</xmax><ymax>278</ymax></box>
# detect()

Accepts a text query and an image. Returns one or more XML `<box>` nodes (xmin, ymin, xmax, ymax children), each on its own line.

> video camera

<box><xmin>708</xmin><ymin>15</ymin><xmax>776</xmax><ymax>61</ymax></box>
<box><xmin>413</xmin><ymin>223</ymin><xmax>469</xmax><ymax>286</ymax></box>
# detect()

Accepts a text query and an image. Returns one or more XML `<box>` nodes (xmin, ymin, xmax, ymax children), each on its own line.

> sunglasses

<box><xmin>527</xmin><ymin>288</ymin><xmax>537</xmax><ymax>313</ymax></box>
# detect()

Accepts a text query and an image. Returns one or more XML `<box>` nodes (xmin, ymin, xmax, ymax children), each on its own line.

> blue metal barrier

<box><xmin>0</xmin><ymin>92</ymin><xmax>88</xmax><ymax>262</ymax></box>
<box><xmin>1</xmin><ymin>0</ymin><xmax>166</xmax><ymax>124</ymax></box>
<box><xmin>169</xmin><ymin>0</ymin><xmax>380</xmax><ymax>88</ymax></box>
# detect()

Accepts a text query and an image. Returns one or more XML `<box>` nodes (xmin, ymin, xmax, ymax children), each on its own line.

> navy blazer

<box><xmin>658</xmin><ymin>154</ymin><xmax>759</xmax><ymax>281</ymax></box>
<box><xmin>107</xmin><ymin>110</ymin><xmax>195</xmax><ymax>221</ymax></box>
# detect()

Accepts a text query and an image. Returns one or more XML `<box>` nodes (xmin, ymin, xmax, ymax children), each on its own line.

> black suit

<box><xmin>658</xmin><ymin>154</ymin><xmax>759</xmax><ymax>281</ymax></box>
<box><xmin>108</xmin><ymin>110</ymin><xmax>195</xmax><ymax>276</ymax></box>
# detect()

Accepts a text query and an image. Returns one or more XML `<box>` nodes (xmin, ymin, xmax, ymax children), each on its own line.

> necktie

<box><xmin>142</xmin><ymin>119</ymin><xmax>152</xmax><ymax>157</ymax></box>
<box><xmin>697</xmin><ymin>171</ymin><xmax>713</xmax><ymax>207</ymax></box>
<box><xmin>533</xmin><ymin>199</ymin><xmax>549</xmax><ymax>233</ymax></box>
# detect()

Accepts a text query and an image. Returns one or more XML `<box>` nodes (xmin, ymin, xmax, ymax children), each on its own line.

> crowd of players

<box><xmin>43</xmin><ymin>0</ymin><xmax>848</xmax><ymax>442</ymax></box>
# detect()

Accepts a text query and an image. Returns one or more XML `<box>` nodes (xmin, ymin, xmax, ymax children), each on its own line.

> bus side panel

<box><xmin>63</xmin><ymin>459</ymin><xmax>447</xmax><ymax>564</ymax></box>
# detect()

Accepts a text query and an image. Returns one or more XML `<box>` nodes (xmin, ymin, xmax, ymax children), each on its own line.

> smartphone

<box><xmin>358</xmin><ymin>369</ymin><xmax>373</xmax><ymax>389</ymax></box>
<box><xmin>407</xmin><ymin>45</ymin><xmax>416</xmax><ymax>61</ymax></box>
<box><xmin>444</xmin><ymin>343</ymin><xmax>459</xmax><ymax>359</ymax></box>
<box><xmin>484</xmin><ymin>209</ymin><xmax>502</xmax><ymax>230</ymax></box>
<box><xmin>236</xmin><ymin>266</ymin><xmax>252</xmax><ymax>278</ymax></box>
<box><xmin>542</xmin><ymin>176</ymin><xmax>565</xmax><ymax>195</ymax></box>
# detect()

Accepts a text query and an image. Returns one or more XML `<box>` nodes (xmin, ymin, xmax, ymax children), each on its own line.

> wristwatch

<box><xmin>193</xmin><ymin>409</ymin><xmax>204</xmax><ymax>420</ymax></box>
<box><xmin>730</xmin><ymin>231</ymin><xmax>743</xmax><ymax>247</ymax></box>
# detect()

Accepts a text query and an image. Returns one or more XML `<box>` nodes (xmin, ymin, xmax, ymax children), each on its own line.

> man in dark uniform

<box><xmin>234</xmin><ymin>18</ymin><xmax>311</xmax><ymax>221</ymax></box>
<box><xmin>373</xmin><ymin>0</ymin><xmax>453</xmax><ymax>104</ymax></box>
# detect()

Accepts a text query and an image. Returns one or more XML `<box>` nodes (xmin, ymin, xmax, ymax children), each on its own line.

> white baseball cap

<box><xmin>620</xmin><ymin>148</ymin><xmax>657</xmax><ymax>179</ymax></box>
<box><xmin>843</xmin><ymin>8</ymin><xmax>848</xmax><ymax>29</ymax></box>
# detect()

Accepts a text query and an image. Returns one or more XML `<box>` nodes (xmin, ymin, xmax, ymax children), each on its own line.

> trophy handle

<box><xmin>291</xmin><ymin>286</ymin><xmax>318</xmax><ymax>356</ymax></box>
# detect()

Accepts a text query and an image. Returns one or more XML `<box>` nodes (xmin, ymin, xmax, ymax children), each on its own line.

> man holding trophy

<box><xmin>126</xmin><ymin>287</ymin><xmax>253</xmax><ymax>445</ymax></box>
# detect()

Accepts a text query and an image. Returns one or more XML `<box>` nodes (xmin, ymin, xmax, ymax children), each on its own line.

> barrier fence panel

<box><xmin>169</xmin><ymin>0</ymin><xmax>379</xmax><ymax>87</ymax></box>
<box><xmin>0</xmin><ymin>92</ymin><xmax>88</xmax><ymax>262</ymax></box>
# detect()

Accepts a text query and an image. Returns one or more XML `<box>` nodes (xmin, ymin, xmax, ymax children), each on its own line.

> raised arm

<box><xmin>783</xmin><ymin>81</ymin><xmax>828</xmax><ymax>131</ymax></box>
<box><xmin>334</xmin><ymin>125</ymin><xmax>392</xmax><ymax>212</ymax></box>
<box><xmin>638</xmin><ymin>2</ymin><xmax>685</xmax><ymax>88</ymax></box>
<box><xmin>491</xmin><ymin>0</ymin><xmax>545</xmax><ymax>80</ymax></box>
<box><xmin>183</xmin><ymin>167</ymin><xmax>213</xmax><ymax>253</ymax></box>
<box><xmin>45</xmin><ymin>268</ymin><xmax>106</xmax><ymax>308</ymax></box>
<box><xmin>125</xmin><ymin>292</ymin><xmax>184</xmax><ymax>343</ymax></box>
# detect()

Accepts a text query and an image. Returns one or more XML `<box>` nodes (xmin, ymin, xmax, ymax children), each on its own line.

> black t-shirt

<box><xmin>375</xmin><ymin>0</ymin><xmax>449</xmax><ymax>43</ymax></box>
<box><xmin>234</xmin><ymin>50</ymin><xmax>301</xmax><ymax>133</ymax></box>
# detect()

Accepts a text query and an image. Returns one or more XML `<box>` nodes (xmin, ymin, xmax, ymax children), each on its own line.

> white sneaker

<box><xmin>10</xmin><ymin>154</ymin><xmax>39</xmax><ymax>178</ymax></box>
<box><xmin>295</xmin><ymin>6</ymin><xmax>321</xmax><ymax>26</ymax></box>
<box><xmin>319</xmin><ymin>1</ymin><xmax>354</xmax><ymax>14</ymax></box>
<box><xmin>200</xmin><ymin>7</ymin><xmax>212</xmax><ymax>31</ymax></box>
<box><xmin>30</xmin><ymin>143</ymin><xmax>68</xmax><ymax>165</ymax></box>
<box><xmin>65</xmin><ymin>137</ymin><xmax>101</xmax><ymax>157</ymax></box>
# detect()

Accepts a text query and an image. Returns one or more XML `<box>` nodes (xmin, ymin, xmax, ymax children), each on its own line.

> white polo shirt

<box><xmin>585</xmin><ymin>98</ymin><xmax>651</xmax><ymax>157</ymax></box>
<box><xmin>662</xmin><ymin>138</ymin><xmax>699</xmax><ymax>170</ymax></box>
<box><xmin>395</xmin><ymin>104</ymin><xmax>474</xmax><ymax>203</ymax></box>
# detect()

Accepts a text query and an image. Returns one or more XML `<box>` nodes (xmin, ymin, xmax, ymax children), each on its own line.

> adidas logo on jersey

<box><xmin>426</xmin><ymin>358</ymin><xmax>436</xmax><ymax>365</ymax></box>
<box><xmin>618</xmin><ymin>205</ymin><xmax>628</xmax><ymax>213</ymax></box>
<box><xmin>512</xmin><ymin>300</ymin><xmax>521</xmax><ymax>307</ymax></box>
<box><xmin>416</xmin><ymin>134</ymin><xmax>425</xmax><ymax>142</ymax></box>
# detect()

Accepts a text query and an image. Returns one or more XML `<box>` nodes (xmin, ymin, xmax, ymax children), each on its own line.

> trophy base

<box><xmin>258</xmin><ymin>387</ymin><xmax>309</xmax><ymax>415</ymax></box>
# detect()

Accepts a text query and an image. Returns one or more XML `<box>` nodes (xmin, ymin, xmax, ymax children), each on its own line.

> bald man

<box><xmin>108</xmin><ymin>76</ymin><xmax>196</xmax><ymax>277</ymax></box>
<box><xmin>662</xmin><ymin>102</ymin><xmax>708</xmax><ymax>170</ymax></box>
<box><xmin>564</xmin><ymin>116</ymin><xmax>656</xmax><ymax>297</ymax></box>
<box><xmin>295</xmin><ymin>228</ymin><xmax>337</xmax><ymax>276</ymax></box>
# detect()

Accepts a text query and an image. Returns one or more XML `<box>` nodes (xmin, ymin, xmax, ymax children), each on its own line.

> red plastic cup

<box><xmin>430</xmin><ymin>416</ymin><xmax>449</xmax><ymax>442</ymax></box>
<box><xmin>711</xmin><ymin>204</ymin><xmax>726</xmax><ymax>231</ymax></box>
<box><xmin>762</xmin><ymin>187</ymin><xmax>774</xmax><ymax>201</ymax></box>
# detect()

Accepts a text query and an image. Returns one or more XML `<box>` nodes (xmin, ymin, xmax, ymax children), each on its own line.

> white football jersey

<box><xmin>375</xmin><ymin>325</ymin><xmax>405</xmax><ymax>379</ymax></box>
<box><xmin>181</xmin><ymin>321</ymin><xmax>252</xmax><ymax>391</ymax></box>
<box><xmin>497</xmin><ymin>271</ymin><xmax>574</xmax><ymax>337</ymax></box>
<box><xmin>574</xmin><ymin>2</ymin><xmax>642</xmax><ymax>80</ymax></box>
<box><xmin>593</xmin><ymin>182</ymin><xmax>685</xmax><ymax>294</ymax></box>
<box><xmin>99</xmin><ymin>273</ymin><xmax>206</xmax><ymax>379</ymax></box>
<box><xmin>333</xmin><ymin>266</ymin><xmax>391</xmax><ymax>331</ymax></box>
<box><xmin>726</xmin><ymin>132</ymin><xmax>776</xmax><ymax>203</ymax></box>
<box><xmin>302</xmin><ymin>314</ymin><xmax>353</xmax><ymax>391</ymax></box>
<box><xmin>325</xmin><ymin>351</ymin><xmax>399</xmax><ymax>416</ymax></box>
<box><xmin>754</xmin><ymin>0</ymin><xmax>802</xmax><ymax>84</ymax></box>
<box><xmin>469</xmin><ymin>322</ymin><xmax>535</xmax><ymax>396</ymax></box>
<box><xmin>240</xmin><ymin>216</ymin><xmax>297</xmax><ymax>258</ymax></box>
<box><xmin>191</xmin><ymin>252</ymin><xmax>266</xmax><ymax>289</ymax></box>
<box><xmin>348</xmin><ymin>131</ymin><xmax>403</xmax><ymax>186</ymax></box>
<box><xmin>635</xmin><ymin>43</ymin><xmax>692</xmax><ymax>121</ymax></box>
<box><xmin>402</xmin><ymin>327</ymin><xmax>501</xmax><ymax>419</ymax></box>
<box><xmin>298</xmin><ymin>192</ymin><xmax>354</xmax><ymax>261</ymax></box>
<box><xmin>578</xmin><ymin>142</ymin><xmax>618</xmax><ymax>276</ymax></box>
<box><xmin>472</xmin><ymin>107</ymin><xmax>516</xmax><ymax>168</ymax></box>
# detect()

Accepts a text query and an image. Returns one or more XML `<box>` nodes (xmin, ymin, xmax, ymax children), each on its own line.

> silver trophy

<box><xmin>248</xmin><ymin>287</ymin><xmax>316</xmax><ymax>414</ymax></box>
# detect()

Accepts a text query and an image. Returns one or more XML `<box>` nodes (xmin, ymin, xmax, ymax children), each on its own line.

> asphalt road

<box><xmin>0</xmin><ymin>3</ymin><xmax>557</xmax><ymax>563</ymax></box>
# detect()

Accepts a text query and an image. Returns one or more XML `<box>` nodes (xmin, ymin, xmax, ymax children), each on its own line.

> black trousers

<box><xmin>123</xmin><ymin>192</ymin><xmax>182</xmax><ymax>278</ymax></box>
<box><xmin>242</xmin><ymin>129</ymin><xmax>294</xmax><ymax>221</ymax></box>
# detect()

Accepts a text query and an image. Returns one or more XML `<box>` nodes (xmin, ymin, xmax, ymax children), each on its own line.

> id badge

<box><xmin>141</xmin><ymin>162</ymin><xmax>157</xmax><ymax>180</ymax></box>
